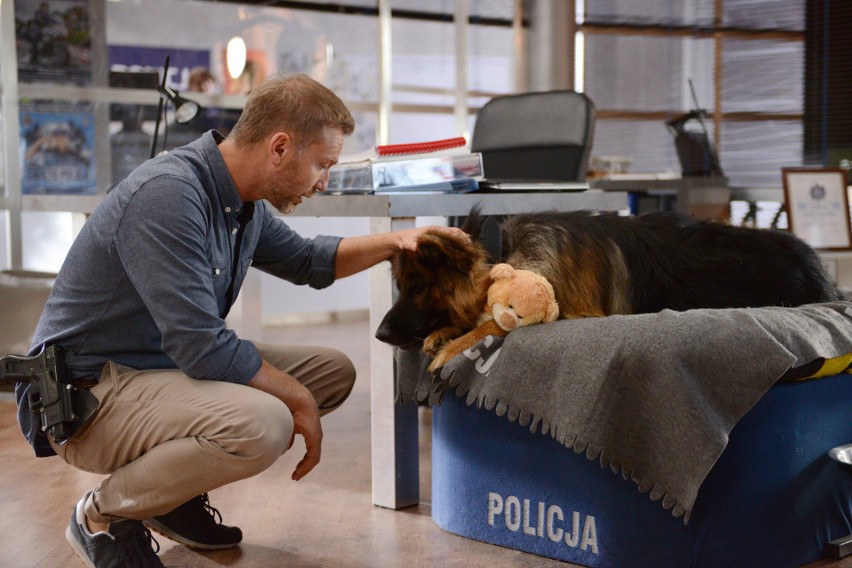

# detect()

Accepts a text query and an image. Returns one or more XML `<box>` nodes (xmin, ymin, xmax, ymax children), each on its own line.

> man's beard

<box><xmin>267</xmin><ymin>173</ymin><xmax>302</xmax><ymax>215</ymax></box>
<box><xmin>274</xmin><ymin>199</ymin><xmax>297</xmax><ymax>215</ymax></box>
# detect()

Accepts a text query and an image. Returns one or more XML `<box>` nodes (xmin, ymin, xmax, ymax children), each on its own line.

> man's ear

<box><xmin>269</xmin><ymin>132</ymin><xmax>293</xmax><ymax>165</ymax></box>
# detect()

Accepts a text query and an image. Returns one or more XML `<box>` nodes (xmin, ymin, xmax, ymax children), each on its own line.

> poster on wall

<box><xmin>108</xmin><ymin>45</ymin><xmax>212</xmax><ymax>93</ymax></box>
<box><xmin>108</xmin><ymin>45</ymin><xmax>222</xmax><ymax>168</ymax></box>
<box><xmin>15</xmin><ymin>0</ymin><xmax>92</xmax><ymax>84</ymax></box>
<box><xmin>20</xmin><ymin>106</ymin><xmax>97</xmax><ymax>195</ymax></box>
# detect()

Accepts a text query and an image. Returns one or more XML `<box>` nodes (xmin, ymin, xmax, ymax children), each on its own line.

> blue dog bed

<box><xmin>431</xmin><ymin>373</ymin><xmax>852</xmax><ymax>567</ymax></box>
<box><xmin>396</xmin><ymin>304</ymin><xmax>852</xmax><ymax>567</ymax></box>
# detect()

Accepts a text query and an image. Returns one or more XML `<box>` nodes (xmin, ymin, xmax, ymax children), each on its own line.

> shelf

<box><xmin>17</xmin><ymin>83</ymin><xmax>248</xmax><ymax>111</ymax></box>
<box><xmin>3</xmin><ymin>190</ymin><xmax>630</xmax><ymax>218</ymax></box>
<box><xmin>20</xmin><ymin>195</ymin><xmax>105</xmax><ymax>214</ymax></box>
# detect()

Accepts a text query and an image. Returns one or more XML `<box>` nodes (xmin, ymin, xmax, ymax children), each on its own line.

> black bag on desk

<box><xmin>673</xmin><ymin>129</ymin><xmax>724</xmax><ymax>177</ymax></box>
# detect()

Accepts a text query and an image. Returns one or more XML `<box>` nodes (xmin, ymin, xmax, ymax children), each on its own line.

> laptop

<box><xmin>477</xmin><ymin>179</ymin><xmax>590</xmax><ymax>192</ymax></box>
<box><xmin>473</xmin><ymin>145</ymin><xmax>591</xmax><ymax>192</ymax></box>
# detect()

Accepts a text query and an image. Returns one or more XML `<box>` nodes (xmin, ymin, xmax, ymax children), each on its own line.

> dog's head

<box><xmin>375</xmin><ymin>211</ymin><xmax>489</xmax><ymax>349</ymax></box>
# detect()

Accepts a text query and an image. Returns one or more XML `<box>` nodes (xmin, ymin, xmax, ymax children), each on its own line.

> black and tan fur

<box><xmin>375</xmin><ymin>209</ymin><xmax>843</xmax><ymax>368</ymax></box>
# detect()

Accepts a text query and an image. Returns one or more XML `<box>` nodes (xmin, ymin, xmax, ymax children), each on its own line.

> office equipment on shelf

<box><xmin>327</xmin><ymin>140</ymin><xmax>483</xmax><ymax>194</ymax></box>
<box><xmin>666</xmin><ymin>80</ymin><xmax>724</xmax><ymax>178</ymax></box>
<box><xmin>471</xmin><ymin>90</ymin><xmax>596</xmax><ymax>187</ymax></box>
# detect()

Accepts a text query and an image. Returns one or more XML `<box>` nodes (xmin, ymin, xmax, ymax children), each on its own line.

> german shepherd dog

<box><xmin>375</xmin><ymin>209</ymin><xmax>843</xmax><ymax>369</ymax></box>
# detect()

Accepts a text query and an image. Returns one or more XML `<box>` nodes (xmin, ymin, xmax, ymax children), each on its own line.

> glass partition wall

<box><xmin>0</xmin><ymin>0</ymin><xmax>519</xmax><ymax>272</ymax></box>
<box><xmin>1</xmin><ymin>0</ymin><xmax>818</xmax><ymax>271</ymax></box>
<box><xmin>578</xmin><ymin>0</ymin><xmax>806</xmax><ymax>226</ymax></box>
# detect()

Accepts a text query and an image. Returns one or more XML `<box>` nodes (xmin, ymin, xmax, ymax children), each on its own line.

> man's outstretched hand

<box><xmin>288</xmin><ymin>393</ymin><xmax>323</xmax><ymax>481</ymax></box>
<box><xmin>248</xmin><ymin>360</ymin><xmax>323</xmax><ymax>481</ymax></box>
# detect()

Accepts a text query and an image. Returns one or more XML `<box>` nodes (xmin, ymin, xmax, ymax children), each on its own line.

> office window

<box><xmin>106</xmin><ymin>0</ymin><xmax>382</xmax><ymax>155</ymax></box>
<box><xmin>389</xmin><ymin>0</ymin><xmax>516</xmax><ymax>144</ymax></box>
<box><xmin>805</xmin><ymin>1</ymin><xmax>852</xmax><ymax>167</ymax></box>
<box><xmin>579</xmin><ymin>0</ymin><xmax>805</xmax><ymax>188</ymax></box>
<box><xmin>21</xmin><ymin>212</ymin><xmax>76</xmax><ymax>273</ymax></box>
<box><xmin>722</xmin><ymin>0</ymin><xmax>804</xmax><ymax>30</ymax></box>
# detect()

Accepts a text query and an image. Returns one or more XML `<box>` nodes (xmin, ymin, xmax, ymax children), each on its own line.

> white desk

<box><xmin>269</xmin><ymin>190</ymin><xmax>629</xmax><ymax>509</ymax></box>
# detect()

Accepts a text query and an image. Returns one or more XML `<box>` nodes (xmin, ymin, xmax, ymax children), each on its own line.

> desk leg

<box><xmin>368</xmin><ymin>217</ymin><xmax>420</xmax><ymax>509</ymax></box>
<box><xmin>226</xmin><ymin>268</ymin><xmax>263</xmax><ymax>341</ymax></box>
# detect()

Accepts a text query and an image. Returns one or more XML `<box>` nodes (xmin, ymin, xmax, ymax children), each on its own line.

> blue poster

<box><xmin>20</xmin><ymin>107</ymin><xmax>96</xmax><ymax>195</ymax></box>
<box><xmin>108</xmin><ymin>45</ymin><xmax>210</xmax><ymax>91</ymax></box>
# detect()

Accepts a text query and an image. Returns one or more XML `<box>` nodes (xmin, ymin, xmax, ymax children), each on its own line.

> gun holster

<box><xmin>0</xmin><ymin>344</ymin><xmax>98</xmax><ymax>445</ymax></box>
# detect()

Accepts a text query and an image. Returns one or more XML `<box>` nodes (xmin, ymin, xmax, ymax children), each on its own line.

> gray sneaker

<box><xmin>65</xmin><ymin>492</ymin><xmax>164</xmax><ymax>568</ymax></box>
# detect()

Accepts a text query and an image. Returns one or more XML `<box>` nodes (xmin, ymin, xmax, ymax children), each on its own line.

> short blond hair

<box><xmin>228</xmin><ymin>73</ymin><xmax>354</xmax><ymax>151</ymax></box>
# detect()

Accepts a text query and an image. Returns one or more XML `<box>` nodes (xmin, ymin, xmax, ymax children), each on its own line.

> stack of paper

<box><xmin>327</xmin><ymin>137</ymin><xmax>484</xmax><ymax>194</ymax></box>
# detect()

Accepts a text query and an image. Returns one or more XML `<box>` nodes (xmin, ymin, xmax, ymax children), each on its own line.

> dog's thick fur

<box><xmin>375</xmin><ymin>209</ymin><xmax>843</xmax><ymax>367</ymax></box>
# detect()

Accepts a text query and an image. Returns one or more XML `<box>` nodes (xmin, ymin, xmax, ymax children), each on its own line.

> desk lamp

<box><xmin>150</xmin><ymin>55</ymin><xmax>202</xmax><ymax>159</ymax></box>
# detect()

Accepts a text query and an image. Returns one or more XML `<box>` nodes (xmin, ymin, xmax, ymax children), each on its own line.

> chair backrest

<box><xmin>471</xmin><ymin>90</ymin><xmax>595</xmax><ymax>182</ymax></box>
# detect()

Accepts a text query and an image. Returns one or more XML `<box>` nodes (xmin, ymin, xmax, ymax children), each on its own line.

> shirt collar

<box><xmin>202</xmin><ymin>130</ymin><xmax>244</xmax><ymax>214</ymax></box>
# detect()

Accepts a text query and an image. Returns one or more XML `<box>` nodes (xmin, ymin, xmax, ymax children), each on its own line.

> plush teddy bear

<box><xmin>427</xmin><ymin>263</ymin><xmax>559</xmax><ymax>371</ymax></box>
<box><xmin>487</xmin><ymin>263</ymin><xmax>560</xmax><ymax>332</ymax></box>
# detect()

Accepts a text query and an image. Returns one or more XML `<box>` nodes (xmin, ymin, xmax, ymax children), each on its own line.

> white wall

<box><xmin>21</xmin><ymin>212</ymin><xmax>75</xmax><ymax>273</ymax></box>
<box><xmin>260</xmin><ymin>216</ymin><xmax>370</xmax><ymax>320</ymax></box>
<box><xmin>0</xmin><ymin>213</ymin><xmax>7</xmax><ymax>270</ymax></box>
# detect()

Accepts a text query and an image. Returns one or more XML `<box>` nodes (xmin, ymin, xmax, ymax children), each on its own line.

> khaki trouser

<box><xmin>49</xmin><ymin>342</ymin><xmax>356</xmax><ymax>525</ymax></box>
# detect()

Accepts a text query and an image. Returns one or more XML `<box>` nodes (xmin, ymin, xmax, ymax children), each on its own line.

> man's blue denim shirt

<box><xmin>17</xmin><ymin>131</ymin><xmax>342</xmax><ymax>456</ymax></box>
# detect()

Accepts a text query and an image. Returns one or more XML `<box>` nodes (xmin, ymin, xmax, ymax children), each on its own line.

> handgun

<box><xmin>0</xmin><ymin>344</ymin><xmax>97</xmax><ymax>444</ymax></box>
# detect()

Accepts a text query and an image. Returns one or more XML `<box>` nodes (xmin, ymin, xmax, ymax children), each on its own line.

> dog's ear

<box><xmin>460</xmin><ymin>205</ymin><xmax>484</xmax><ymax>242</ymax></box>
<box><xmin>416</xmin><ymin>231</ymin><xmax>478</xmax><ymax>274</ymax></box>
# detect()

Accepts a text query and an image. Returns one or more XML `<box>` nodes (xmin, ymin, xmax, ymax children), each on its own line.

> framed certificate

<box><xmin>782</xmin><ymin>168</ymin><xmax>852</xmax><ymax>250</ymax></box>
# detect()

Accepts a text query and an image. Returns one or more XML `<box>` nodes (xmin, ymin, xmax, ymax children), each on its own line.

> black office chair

<box><xmin>461</xmin><ymin>91</ymin><xmax>596</xmax><ymax>258</ymax></box>
<box><xmin>471</xmin><ymin>90</ymin><xmax>596</xmax><ymax>182</ymax></box>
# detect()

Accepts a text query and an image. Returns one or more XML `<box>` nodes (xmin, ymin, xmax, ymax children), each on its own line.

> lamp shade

<box><xmin>156</xmin><ymin>85</ymin><xmax>202</xmax><ymax>124</ymax></box>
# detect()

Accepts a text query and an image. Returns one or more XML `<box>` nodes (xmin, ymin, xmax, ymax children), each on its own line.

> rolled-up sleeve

<box><xmin>251</xmin><ymin>204</ymin><xmax>342</xmax><ymax>289</ymax></box>
<box><xmin>113</xmin><ymin>177</ymin><xmax>261</xmax><ymax>384</ymax></box>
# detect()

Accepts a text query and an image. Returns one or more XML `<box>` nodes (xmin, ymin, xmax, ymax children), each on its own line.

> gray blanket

<box><xmin>396</xmin><ymin>302</ymin><xmax>852</xmax><ymax>524</ymax></box>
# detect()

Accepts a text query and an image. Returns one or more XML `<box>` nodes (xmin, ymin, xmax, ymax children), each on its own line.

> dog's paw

<box><xmin>423</xmin><ymin>327</ymin><xmax>460</xmax><ymax>357</ymax></box>
<box><xmin>427</xmin><ymin>348</ymin><xmax>453</xmax><ymax>373</ymax></box>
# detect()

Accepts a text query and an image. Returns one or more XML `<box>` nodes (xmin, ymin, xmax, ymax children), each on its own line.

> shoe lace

<box><xmin>122</xmin><ymin>524</ymin><xmax>162</xmax><ymax>565</ymax></box>
<box><xmin>198</xmin><ymin>493</ymin><xmax>223</xmax><ymax>525</ymax></box>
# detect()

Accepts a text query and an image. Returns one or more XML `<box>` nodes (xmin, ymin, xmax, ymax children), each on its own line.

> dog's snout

<box><xmin>375</xmin><ymin>321</ymin><xmax>392</xmax><ymax>343</ymax></box>
<box><xmin>375</xmin><ymin>312</ymin><xmax>405</xmax><ymax>345</ymax></box>
<box><xmin>375</xmin><ymin>309</ymin><xmax>423</xmax><ymax>350</ymax></box>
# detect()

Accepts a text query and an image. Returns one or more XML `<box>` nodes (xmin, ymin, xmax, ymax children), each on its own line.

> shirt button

<box><xmin>231</xmin><ymin>228</ymin><xmax>238</xmax><ymax>235</ymax></box>
<box><xmin>225</xmin><ymin>207</ymin><xmax>232</xmax><ymax>213</ymax></box>
<box><xmin>215</xmin><ymin>268</ymin><xmax>221</xmax><ymax>275</ymax></box>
